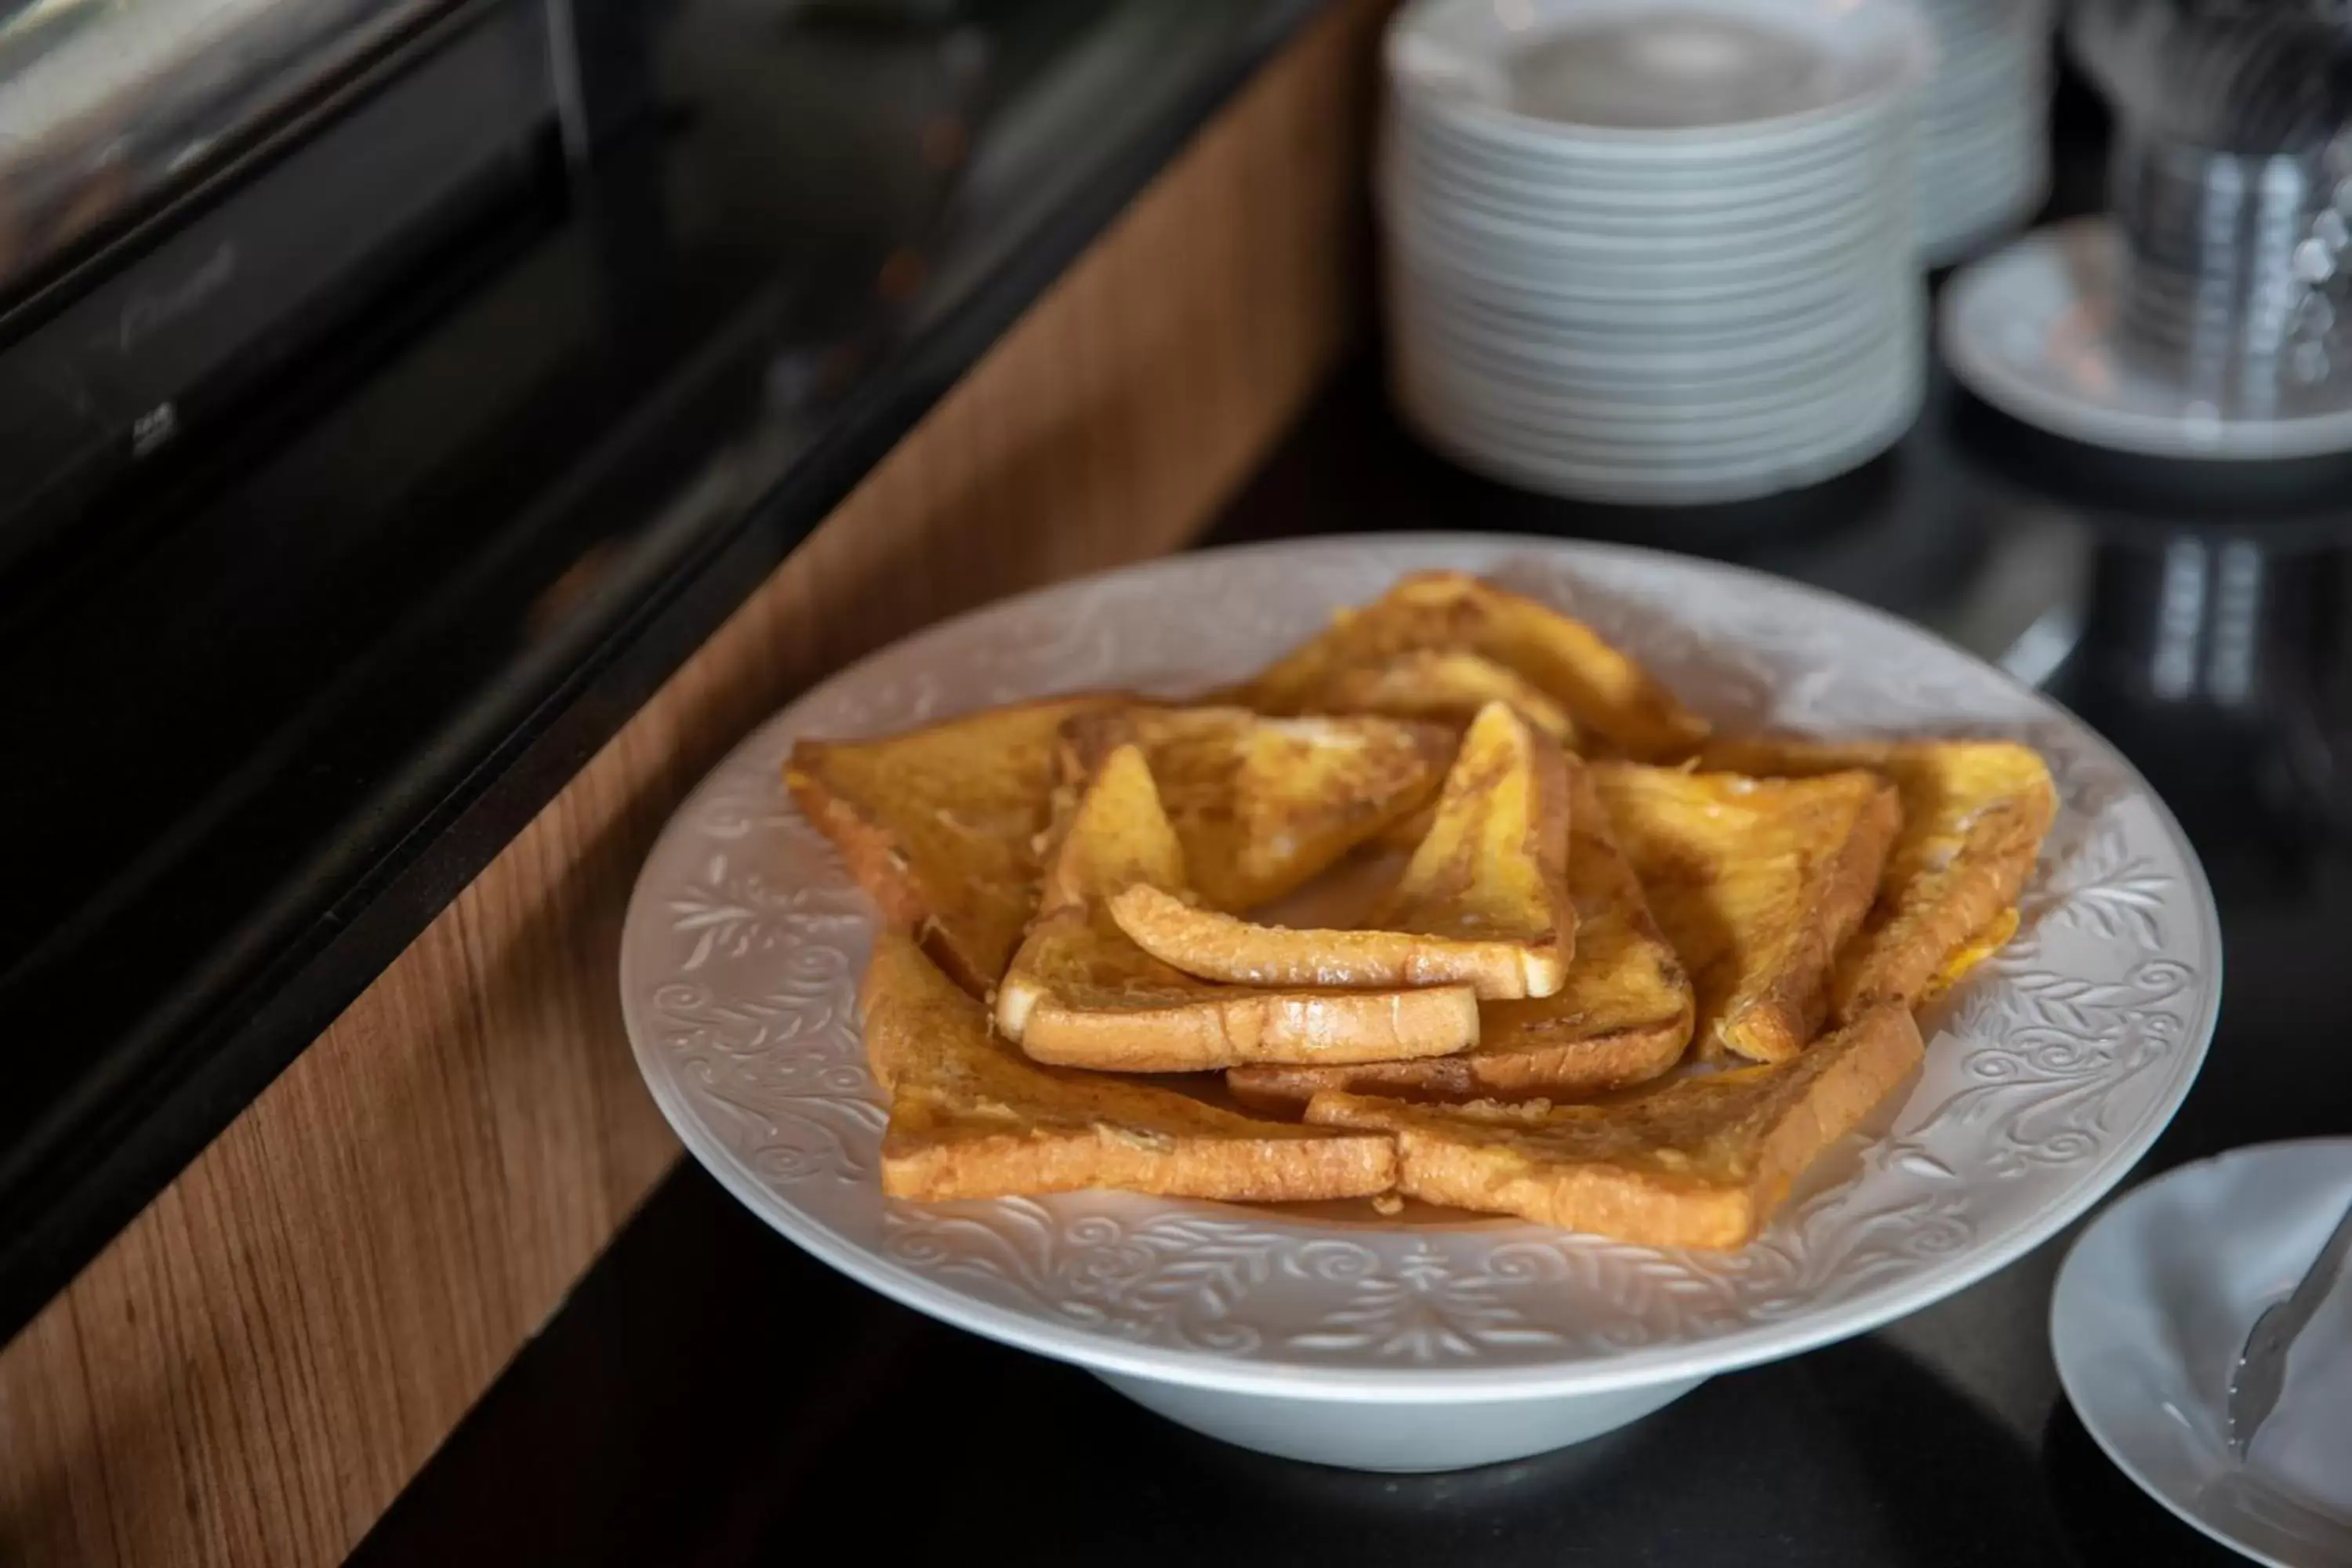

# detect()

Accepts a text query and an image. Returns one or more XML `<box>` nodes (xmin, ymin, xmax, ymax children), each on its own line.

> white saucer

<box><xmin>1941</xmin><ymin>217</ymin><xmax>2352</xmax><ymax>460</ymax></box>
<box><xmin>2053</xmin><ymin>1141</ymin><xmax>2352</xmax><ymax>1568</ymax></box>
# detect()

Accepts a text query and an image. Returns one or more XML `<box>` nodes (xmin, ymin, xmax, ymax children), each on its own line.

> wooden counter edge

<box><xmin>0</xmin><ymin>5</ymin><xmax>1381</xmax><ymax>1563</ymax></box>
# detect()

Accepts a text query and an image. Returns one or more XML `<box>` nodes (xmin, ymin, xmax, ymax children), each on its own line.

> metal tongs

<box><xmin>2227</xmin><ymin>1196</ymin><xmax>2352</xmax><ymax>1458</ymax></box>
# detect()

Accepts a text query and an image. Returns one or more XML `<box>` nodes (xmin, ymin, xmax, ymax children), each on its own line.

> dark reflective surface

<box><xmin>23</xmin><ymin>13</ymin><xmax>2352</xmax><ymax>1559</ymax></box>
<box><xmin>353</xmin><ymin>314</ymin><xmax>2352</xmax><ymax>1563</ymax></box>
<box><xmin>0</xmin><ymin>0</ymin><xmax>1323</xmax><ymax>1341</ymax></box>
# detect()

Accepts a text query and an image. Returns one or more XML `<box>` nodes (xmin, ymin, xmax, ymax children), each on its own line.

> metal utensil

<box><xmin>2227</xmin><ymin>1195</ymin><xmax>2352</xmax><ymax>1458</ymax></box>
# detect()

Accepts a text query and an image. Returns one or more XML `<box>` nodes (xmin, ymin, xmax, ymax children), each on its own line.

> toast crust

<box><xmin>1228</xmin><ymin>756</ymin><xmax>1691</xmax><ymax>1110</ymax></box>
<box><xmin>1106</xmin><ymin>702</ymin><xmax>1574</xmax><ymax>1000</ymax></box>
<box><xmin>785</xmin><ymin>695</ymin><xmax>1120</xmax><ymax>994</ymax></box>
<box><xmin>996</xmin><ymin>745</ymin><xmax>1481</xmax><ymax>1072</ymax></box>
<box><xmin>1238</xmin><ymin>572</ymin><xmax>1709</xmax><ymax>760</ymax></box>
<box><xmin>862</xmin><ymin>932</ymin><xmax>1398</xmax><ymax>1202</ymax></box>
<box><xmin>1592</xmin><ymin>764</ymin><xmax>1900</xmax><ymax>1063</ymax></box>
<box><xmin>1059</xmin><ymin>706</ymin><xmax>1453</xmax><ymax>912</ymax></box>
<box><xmin>1302</xmin><ymin>1004</ymin><xmax>1924</xmax><ymax>1247</ymax></box>
<box><xmin>1697</xmin><ymin>738</ymin><xmax>2056</xmax><ymax>1018</ymax></box>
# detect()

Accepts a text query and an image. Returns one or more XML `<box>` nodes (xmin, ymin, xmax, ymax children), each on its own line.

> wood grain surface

<box><xmin>0</xmin><ymin>5</ymin><xmax>1383</xmax><ymax>1563</ymax></box>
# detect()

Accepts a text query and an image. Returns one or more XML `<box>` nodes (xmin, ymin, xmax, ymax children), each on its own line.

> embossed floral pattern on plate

<box><xmin>619</xmin><ymin>536</ymin><xmax>2220</xmax><ymax>1400</ymax></box>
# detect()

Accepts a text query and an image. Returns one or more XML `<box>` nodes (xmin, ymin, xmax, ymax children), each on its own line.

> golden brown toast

<box><xmin>862</xmin><ymin>931</ymin><xmax>1399</xmax><ymax>1202</ymax></box>
<box><xmin>1226</xmin><ymin>755</ymin><xmax>1693</xmax><ymax>1110</ymax></box>
<box><xmin>1695</xmin><ymin>738</ymin><xmax>2056</xmax><ymax>1018</ymax></box>
<box><xmin>1303</xmin><ymin>1004</ymin><xmax>1923</xmax><ymax>1247</ymax></box>
<box><xmin>1286</xmin><ymin>648</ymin><xmax>1580</xmax><ymax>745</ymax></box>
<box><xmin>995</xmin><ymin>744</ymin><xmax>1481</xmax><ymax>1072</ymax></box>
<box><xmin>1059</xmin><ymin>706</ymin><xmax>1453</xmax><ymax>913</ymax></box>
<box><xmin>1592</xmin><ymin>763</ymin><xmax>1900</xmax><ymax>1063</ymax></box>
<box><xmin>786</xmin><ymin>695</ymin><xmax>1119</xmax><ymax>994</ymax></box>
<box><xmin>1238</xmin><ymin>572</ymin><xmax>1709</xmax><ymax>760</ymax></box>
<box><xmin>1106</xmin><ymin>702</ymin><xmax>1575</xmax><ymax>1000</ymax></box>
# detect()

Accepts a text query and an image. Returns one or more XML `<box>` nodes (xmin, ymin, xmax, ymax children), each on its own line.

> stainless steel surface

<box><xmin>2227</xmin><ymin>1194</ymin><xmax>2352</xmax><ymax>1457</ymax></box>
<box><xmin>2108</xmin><ymin>130</ymin><xmax>2352</xmax><ymax>421</ymax></box>
<box><xmin>0</xmin><ymin>0</ymin><xmax>447</xmax><ymax>296</ymax></box>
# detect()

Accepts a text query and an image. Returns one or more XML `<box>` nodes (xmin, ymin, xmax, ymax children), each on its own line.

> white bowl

<box><xmin>622</xmin><ymin>538</ymin><xmax>2220</xmax><ymax>1475</ymax></box>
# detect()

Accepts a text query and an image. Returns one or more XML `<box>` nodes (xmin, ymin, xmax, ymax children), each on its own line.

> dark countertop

<box><xmin>0</xmin><ymin>0</ymin><xmax>1334</xmax><ymax>1343</ymax></box>
<box><xmin>346</xmin><ymin>340</ymin><xmax>2352</xmax><ymax>1565</ymax></box>
<box><xmin>17</xmin><ymin>2</ymin><xmax>2352</xmax><ymax>1554</ymax></box>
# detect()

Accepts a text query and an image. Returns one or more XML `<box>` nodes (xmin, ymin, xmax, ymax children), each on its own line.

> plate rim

<box><xmin>1940</xmin><ymin>216</ymin><xmax>2352</xmax><ymax>462</ymax></box>
<box><xmin>2051</xmin><ymin>1137</ymin><xmax>2352</xmax><ymax>1568</ymax></box>
<box><xmin>622</xmin><ymin>532</ymin><xmax>2222</xmax><ymax>1404</ymax></box>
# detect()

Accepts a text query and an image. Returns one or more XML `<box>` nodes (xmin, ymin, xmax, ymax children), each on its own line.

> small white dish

<box><xmin>2053</xmin><ymin>1141</ymin><xmax>2352</xmax><ymax>1568</ymax></box>
<box><xmin>1941</xmin><ymin>218</ymin><xmax>2352</xmax><ymax>459</ymax></box>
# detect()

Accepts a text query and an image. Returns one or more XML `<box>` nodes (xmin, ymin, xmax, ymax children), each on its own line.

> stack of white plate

<box><xmin>1381</xmin><ymin>0</ymin><xmax>1934</xmax><ymax>506</ymax></box>
<box><xmin>1916</xmin><ymin>0</ymin><xmax>2054</xmax><ymax>263</ymax></box>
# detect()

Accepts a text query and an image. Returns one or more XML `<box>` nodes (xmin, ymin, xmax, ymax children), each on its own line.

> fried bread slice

<box><xmin>786</xmin><ymin>695</ymin><xmax>1119</xmax><ymax>993</ymax></box>
<box><xmin>1106</xmin><ymin>702</ymin><xmax>1574</xmax><ymax>1000</ymax></box>
<box><xmin>1696</xmin><ymin>738</ymin><xmax>2056</xmax><ymax>1018</ymax></box>
<box><xmin>1592</xmin><ymin>763</ymin><xmax>1900</xmax><ymax>1063</ymax></box>
<box><xmin>1059</xmin><ymin>706</ymin><xmax>1453</xmax><ymax>913</ymax></box>
<box><xmin>1239</xmin><ymin>572</ymin><xmax>1708</xmax><ymax>760</ymax></box>
<box><xmin>1228</xmin><ymin>755</ymin><xmax>1693</xmax><ymax>1110</ymax></box>
<box><xmin>1283</xmin><ymin>648</ymin><xmax>1580</xmax><ymax>745</ymax></box>
<box><xmin>996</xmin><ymin>744</ymin><xmax>1480</xmax><ymax>1072</ymax></box>
<box><xmin>1303</xmin><ymin>1004</ymin><xmax>1923</xmax><ymax>1247</ymax></box>
<box><xmin>862</xmin><ymin>931</ymin><xmax>1398</xmax><ymax>1202</ymax></box>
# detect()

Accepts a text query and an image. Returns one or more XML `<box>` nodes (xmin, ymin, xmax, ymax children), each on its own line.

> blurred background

<box><xmin>4</xmin><ymin>1</ymin><xmax>2352</xmax><ymax>1564</ymax></box>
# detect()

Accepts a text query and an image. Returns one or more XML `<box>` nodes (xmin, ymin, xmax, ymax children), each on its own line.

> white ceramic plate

<box><xmin>2053</xmin><ymin>1141</ymin><xmax>2352</xmax><ymax>1567</ymax></box>
<box><xmin>620</xmin><ymin>537</ymin><xmax>2220</xmax><ymax>1471</ymax></box>
<box><xmin>1393</xmin><ymin>263</ymin><xmax>1879</xmax><ymax>349</ymax></box>
<box><xmin>1386</xmin><ymin>237</ymin><xmax>1897</xmax><ymax>319</ymax></box>
<box><xmin>1389</xmin><ymin>276</ymin><xmax>1910</xmax><ymax>386</ymax></box>
<box><xmin>1377</xmin><ymin>145</ymin><xmax>1897</xmax><ymax>245</ymax></box>
<box><xmin>1384</xmin><ymin>207</ymin><xmax>1909</xmax><ymax>299</ymax></box>
<box><xmin>1390</xmin><ymin>326</ymin><xmax>1925</xmax><ymax>498</ymax></box>
<box><xmin>1393</xmin><ymin>373</ymin><xmax>1926</xmax><ymax>501</ymax></box>
<box><xmin>1380</xmin><ymin>183</ymin><xmax>1900</xmax><ymax>270</ymax></box>
<box><xmin>1388</xmin><ymin>0</ymin><xmax>1931</xmax><ymax>154</ymax></box>
<box><xmin>1941</xmin><ymin>217</ymin><xmax>2352</xmax><ymax>459</ymax></box>
<box><xmin>1385</xmin><ymin>333</ymin><xmax>1917</xmax><ymax>452</ymax></box>
<box><xmin>1390</xmin><ymin>85</ymin><xmax>1906</xmax><ymax>172</ymax></box>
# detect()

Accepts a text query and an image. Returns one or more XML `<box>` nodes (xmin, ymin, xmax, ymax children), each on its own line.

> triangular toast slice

<box><xmin>1592</xmin><ymin>763</ymin><xmax>1900</xmax><ymax>1063</ymax></box>
<box><xmin>1284</xmin><ymin>648</ymin><xmax>1580</xmax><ymax>745</ymax></box>
<box><xmin>1697</xmin><ymin>738</ymin><xmax>2056</xmax><ymax>1018</ymax></box>
<box><xmin>1107</xmin><ymin>702</ymin><xmax>1575</xmax><ymax>1000</ymax></box>
<box><xmin>1303</xmin><ymin>1004</ymin><xmax>1923</xmax><ymax>1248</ymax></box>
<box><xmin>1238</xmin><ymin>572</ymin><xmax>1709</xmax><ymax>760</ymax></box>
<box><xmin>1058</xmin><ymin>706</ymin><xmax>1451</xmax><ymax>913</ymax></box>
<box><xmin>862</xmin><ymin>931</ymin><xmax>1398</xmax><ymax>1202</ymax></box>
<box><xmin>995</xmin><ymin>745</ymin><xmax>1480</xmax><ymax>1072</ymax></box>
<box><xmin>1227</xmin><ymin>755</ymin><xmax>1692</xmax><ymax>1110</ymax></box>
<box><xmin>786</xmin><ymin>695</ymin><xmax>1119</xmax><ymax>993</ymax></box>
